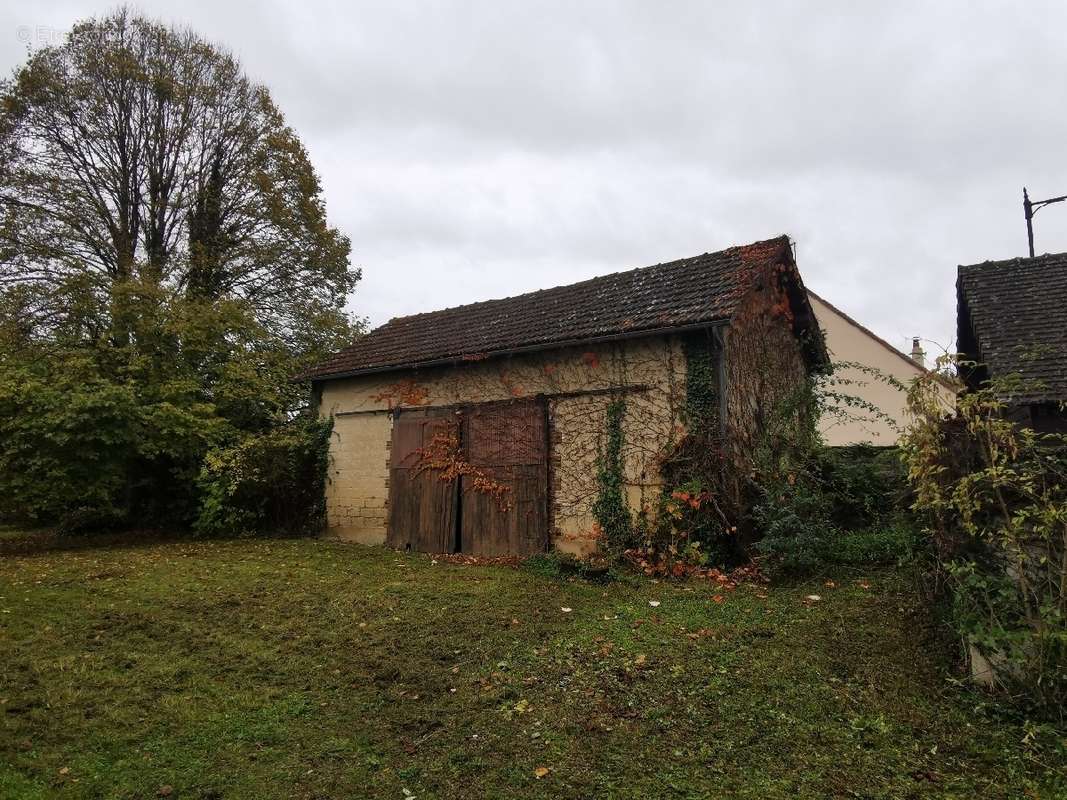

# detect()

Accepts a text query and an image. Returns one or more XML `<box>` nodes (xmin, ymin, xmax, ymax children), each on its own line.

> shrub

<box><xmin>753</xmin><ymin>447</ymin><xmax>918</xmax><ymax>578</ymax></box>
<box><xmin>832</xmin><ymin>522</ymin><xmax>920</xmax><ymax>565</ymax></box>
<box><xmin>522</xmin><ymin>551</ymin><xmax>617</xmax><ymax>581</ymax></box>
<box><xmin>817</xmin><ymin>445</ymin><xmax>908</xmax><ymax>530</ymax></box>
<box><xmin>195</xmin><ymin>416</ymin><xmax>333</xmax><ymax>537</ymax></box>
<box><xmin>901</xmin><ymin>361</ymin><xmax>1067</xmax><ymax>724</ymax></box>
<box><xmin>0</xmin><ymin>356</ymin><xmax>140</xmax><ymax>531</ymax></box>
<box><xmin>752</xmin><ymin>477</ymin><xmax>836</xmax><ymax>576</ymax></box>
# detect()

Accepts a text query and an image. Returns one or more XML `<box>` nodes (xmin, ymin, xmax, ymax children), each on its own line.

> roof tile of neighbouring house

<box><xmin>305</xmin><ymin>236</ymin><xmax>793</xmax><ymax>380</ymax></box>
<box><xmin>957</xmin><ymin>252</ymin><xmax>1067</xmax><ymax>403</ymax></box>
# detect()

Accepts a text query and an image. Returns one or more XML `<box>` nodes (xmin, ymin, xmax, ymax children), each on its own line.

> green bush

<box><xmin>0</xmin><ymin>356</ymin><xmax>140</xmax><ymax>531</ymax></box>
<box><xmin>522</xmin><ymin>551</ymin><xmax>618</xmax><ymax>582</ymax></box>
<box><xmin>751</xmin><ymin>477</ymin><xmax>835</xmax><ymax>576</ymax></box>
<box><xmin>832</xmin><ymin>522</ymin><xmax>920</xmax><ymax>565</ymax></box>
<box><xmin>591</xmin><ymin>399</ymin><xmax>634</xmax><ymax>555</ymax></box>
<box><xmin>817</xmin><ymin>445</ymin><xmax>908</xmax><ymax>530</ymax></box>
<box><xmin>902</xmin><ymin>362</ymin><xmax>1067</xmax><ymax>724</ymax></box>
<box><xmin>0</xmin><ymin>287</ymin><xmax>353</xmax><ymax>536</ymax></box>
<box><xmin>752</xmin><ymin>449</ymin><xmax>917</xmax><ymax>578</ymax></box>
<box><xmin>195</xmin><ymin>416</ymin><xmax>333</xmax><ymax>537</ymax></box>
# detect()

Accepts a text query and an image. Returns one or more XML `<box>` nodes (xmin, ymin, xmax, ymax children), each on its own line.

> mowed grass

<box><xmin>0</xmin><ymin>534</ymin><xmax>1064</xmax><ymax>799</ymax></box>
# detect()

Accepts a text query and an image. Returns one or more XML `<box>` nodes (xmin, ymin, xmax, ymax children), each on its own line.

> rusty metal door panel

<box><xmin>387</xmin><ymin>409</ymin><xmax>458</xmax><ymax>553</ymax></box>
<box><xmin>460</xmin><ymin>400</ymin><xmax>548</xmax><ymax>556</ymax></box>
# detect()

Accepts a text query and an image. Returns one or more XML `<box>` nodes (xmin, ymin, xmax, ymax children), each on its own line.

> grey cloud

<box><xmin>5</xmin><ymin>0</ymin><xmax>1067</xmax><ymax>356</ymax></box>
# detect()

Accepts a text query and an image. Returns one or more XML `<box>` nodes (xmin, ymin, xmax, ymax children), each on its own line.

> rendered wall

<box><xmin>809</xmin><ymin>293</ymin><xmax>957</xmax><ymax>446</ymax></box>
<box><xmin>317</xmin><ymin>336</ymin><xmax>686</xmax><ymax>554</ymax></box>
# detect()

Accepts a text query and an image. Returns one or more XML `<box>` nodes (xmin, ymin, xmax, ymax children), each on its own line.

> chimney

<box><xmin>910</xmin><ymin>337</ymin><xmax>925</xmax><ymax>368</ymax></box>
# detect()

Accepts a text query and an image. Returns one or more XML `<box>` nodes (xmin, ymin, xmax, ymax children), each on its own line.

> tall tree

<box><xmin>0</xmin><ymin>9</ymin><xmax>359</xmax><ymax>531</ymax></box>
<box><xmin>0</xmin><ymin>7</ymin><xmax>358</xmax><ymax>352</ymax></box>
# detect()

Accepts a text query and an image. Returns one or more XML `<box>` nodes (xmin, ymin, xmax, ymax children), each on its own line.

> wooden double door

<box><xmin>386</xmin><ymin>398</ymin><xmax>549</xmax><ymax>556</ymax></box>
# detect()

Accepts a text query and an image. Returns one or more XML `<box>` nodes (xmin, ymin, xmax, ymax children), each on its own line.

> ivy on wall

<box><xmin>650</xmin><ymin>333</ymin><xmax>735</xmax><ymax>563</ymax></box>
<box><xmin>680</xmin><ymin>333</ymin><xmax>720</xmax><ymax>437</ymax></box>
<box><xmin>592</xmin><ymin>398</ymin><xmax>632</xmax><ymax>553</ymax></box>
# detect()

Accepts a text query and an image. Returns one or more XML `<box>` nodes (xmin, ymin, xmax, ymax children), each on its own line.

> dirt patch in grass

<box><xmin>0</xmin><ymin>535</ymin><xmax>1063</xmax><ymax>799</ymax></box>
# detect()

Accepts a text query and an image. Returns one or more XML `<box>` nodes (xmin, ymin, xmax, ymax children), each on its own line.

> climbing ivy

<box><xmin>592</xmin><ymin>398</ymin><xmax>632</xmax><ymax>554</ymax></box>
<box><xmin>681</xmin><ymin>333</ymin><xmax>719</xmax><ymax>436</ymax></box>
<box><xmin>647</xmin><ymin>334</ymin><xmax>734</xmax><ymax>565</ymax></box>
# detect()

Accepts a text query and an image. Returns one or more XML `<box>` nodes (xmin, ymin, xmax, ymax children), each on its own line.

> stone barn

<box><xmin>305</xmin><ymin>235</ymin><xmax>825</xmax><ymax>556</ymax></box>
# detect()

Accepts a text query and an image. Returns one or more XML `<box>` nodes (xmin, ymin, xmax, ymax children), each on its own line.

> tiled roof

<box><xmin>306</xmin><ymin>236</ymin><xmax>793</xmax><ymax>380</ymax></box>
<box><xmin>957</xmin><ymin>252</ymin><xmax>1067</xmax><ymax>403</ymax></box>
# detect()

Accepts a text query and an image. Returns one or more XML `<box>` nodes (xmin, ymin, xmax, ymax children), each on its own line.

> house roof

<box><xmin>306</xmin><ymin>235</ymin><xmax>811</xmax><ymax>381</ymax></box>
<box><xmin>957</xmin><ymin>252</ymin><xmax>1067</xmax><ymax>403</ymax></box>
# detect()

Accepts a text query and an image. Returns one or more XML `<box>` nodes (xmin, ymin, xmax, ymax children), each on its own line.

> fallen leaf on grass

<box><xmin>712</xmin><ymin>594</ymin><xmax>725</xmax><ymax>603</ymax></box>
<box><xmin>533</xmin><ymin>766</ymin><xmax>551</xmax><ymax>779</ymax></box>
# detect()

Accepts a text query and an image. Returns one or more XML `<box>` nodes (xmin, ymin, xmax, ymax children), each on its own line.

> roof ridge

<box><xmin>959</xmin><ymin>250</ymin><xmax>1067</xmax><ymax>272</ymax></box>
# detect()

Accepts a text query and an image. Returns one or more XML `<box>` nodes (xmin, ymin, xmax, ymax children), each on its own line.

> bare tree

<box><xmin>0</xmin><ymin>8</ymin><xmax>357</xmax><ymax>350</ymax></box>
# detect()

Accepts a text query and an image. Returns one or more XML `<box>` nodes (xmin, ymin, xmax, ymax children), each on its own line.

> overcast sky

<box><xmin>6</xmin><ymin>2</ymin><xmax>1067</xmax><ymax>356</ymax></box>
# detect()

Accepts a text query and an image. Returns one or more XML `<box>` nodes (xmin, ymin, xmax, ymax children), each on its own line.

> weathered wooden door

<box><xmin>387</xmin><ymin>400</ymin><xmax>549</xmax><ymax>555</ymax></box>
<box><xmin>459</xmin><ymin>399</ymin><xmax>549</xmax><ymax>557</ymax></box>
<box><xmin>386</xmin><ymin>408</ymin><xmax>460</xmax><ymax>553</ymax></box>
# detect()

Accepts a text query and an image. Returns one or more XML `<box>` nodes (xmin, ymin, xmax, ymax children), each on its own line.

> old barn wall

<box><xmin>722</xmin><ymin>262</ymin><xmax>809</xmax><ymax>476</ymax></box>
<box><xmin>318</xmin><ymin>336</ymin><xmax>687</xmax><ymax>554</ymax></box>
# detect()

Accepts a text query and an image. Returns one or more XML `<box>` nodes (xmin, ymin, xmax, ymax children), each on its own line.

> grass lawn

<box><xmin>1</xmin><ymin>533</ymin><xmax>1064</xmax><ymax>799</ymax></box>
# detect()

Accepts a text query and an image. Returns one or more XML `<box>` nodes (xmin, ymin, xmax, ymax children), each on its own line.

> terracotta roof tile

<box><xmin>306</xmin><ymin>235</ymin><xmax>791</xmax><ymax>380</ymax></box>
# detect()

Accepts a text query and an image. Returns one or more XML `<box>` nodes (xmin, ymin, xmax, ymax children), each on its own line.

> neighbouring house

<box><xmin>809</xmin><ymin>291</ymin><xmax>957</xmax><ymax>446</ymax></box>
<box><xmin>957</xmin><ymin>252</ymin><xmax>1067</xmax><ymax>432</ymax></box>
<box><xmin>305</xmin><ymin>235</ymin><xmax>826</xmax><ymax>557</ymax></box>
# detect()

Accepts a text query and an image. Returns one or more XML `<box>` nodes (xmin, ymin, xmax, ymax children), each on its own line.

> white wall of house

<box><xmin>810</xmin><ymin>292</ymin><xmax>956</xmax><ymax>446</ymax></box>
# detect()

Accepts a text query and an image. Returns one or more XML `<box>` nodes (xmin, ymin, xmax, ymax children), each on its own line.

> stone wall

<box><xmin>322</xmin><ymin>413</ymin><xmax>392</xmax><ymax>543</ymax></box>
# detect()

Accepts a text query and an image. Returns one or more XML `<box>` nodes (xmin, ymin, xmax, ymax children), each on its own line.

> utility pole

<box><xmin>1023</xmin><ymin>187</ymin><xmax>1067</xmax><ymax>258</ymax></box>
